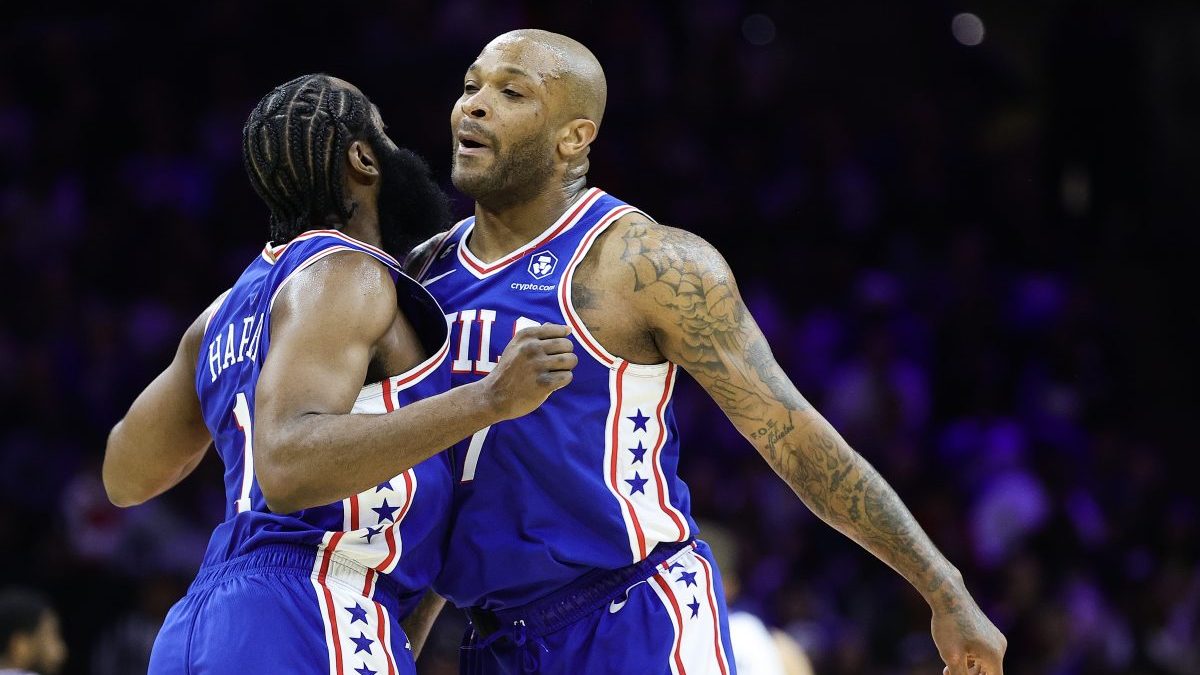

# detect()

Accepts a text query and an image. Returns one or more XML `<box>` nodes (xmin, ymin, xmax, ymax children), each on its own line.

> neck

<box><xmin>468</xmin><ymin>177</ymin><xmax>589</xmax><ymax>263</ymax></box>
<box><xmin>339</xmin><ymin>200</ymin><xmax>382</xmax><ymax>249</ymax></box>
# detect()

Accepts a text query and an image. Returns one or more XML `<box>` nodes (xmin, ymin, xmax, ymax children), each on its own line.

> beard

<box><xmin>370</xmin><ymin>131</ymin><xmax>452</xmax><ymax>261</ymax></box>
<box><xmin>450</xmin><ymin>129</ymin><xmax>556</xmax><ymax>210</ymax></box>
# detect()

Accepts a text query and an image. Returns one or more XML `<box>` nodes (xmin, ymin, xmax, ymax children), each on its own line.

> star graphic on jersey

<box><xmin>628</xmin><ymin>441</ymin><xmax>648</xmax><ymax>463</ymax></box>
<box><xmin>350</xmin><ymin>632</ymin><xmax>374</xmax><ymax>654</ymax></box>
<box><xmin>375</xmin><ymin>480</ymin><xmax>393</xmax><ymax>492</ymax></box>
<box><xmin>676</xmin><ymin>571</ymin><xmax>698</xmax><ymax>588</ymax></box>
<box><xmin>625</xmin><ymin>472</ymin><xmax>648</xmax><ymax>495</ymax></box>
<box><xmin>628</xmin><ymin>409</ymin><xmax>650</xmax><ymax>433</ymax></box>
<box><xmin>373</xmin><ymin>499</ymin><xmax>399</xmax><ymax>524</ymax></box>
<box><xmin>355</xmin><ymin>665</ymin><xmax>377</xmax><ymax>675</ymax></box>
<box><xmin>345</xmin><ymin>603</ymin><xmax>369</xmax><ymax>624</ymax></box>
<box><xmin>360</xmin><ymin>525</ymin><xmax>383</xmax><ymax>544</ymax></box>
<box><xmin>688</xmin><ymin>596</ymin><xmax>701</xmax><ymax>619</ymax></box>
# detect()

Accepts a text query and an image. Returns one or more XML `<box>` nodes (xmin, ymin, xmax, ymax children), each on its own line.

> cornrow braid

<box><xmin>242</xmin><ymin>74</ymin><xmax>373</xmax><ymax>243</ymax></box>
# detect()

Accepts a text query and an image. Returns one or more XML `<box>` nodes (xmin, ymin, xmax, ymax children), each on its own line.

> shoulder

<box><xmin>402</xmin><ymin>230</ymin><xmax>452</xmax><ymax>277</ymax></box>
<box><xmin>273</xmin><ymin>250</ymin><xmax>398</xmax><ymax>332</ymax></box>
<box><xmin>589</xmin><ymin>212</ymin><xmax>733</xmax><ymax>292</ymax></box>
<box><xmin>180</xmin><ymin>289</ymin><xmax>231</xmax><ymax>362</ymax></box>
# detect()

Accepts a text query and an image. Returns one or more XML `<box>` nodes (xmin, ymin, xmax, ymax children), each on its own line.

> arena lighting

<box><xmin>952</xmin><ymin>12</ymin><xmax>986</xmax><ymax>46</ymax></box>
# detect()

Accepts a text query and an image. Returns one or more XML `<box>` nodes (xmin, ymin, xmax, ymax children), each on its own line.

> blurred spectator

<box><xmin>0</xmin><ymin>588</ymin><xmax>66</xmax><ymax>675</ymax></box>
<box><xmin>701</xmin><ymin>520</ymin><xmax>814</xmax><ymax>675</ymax></box>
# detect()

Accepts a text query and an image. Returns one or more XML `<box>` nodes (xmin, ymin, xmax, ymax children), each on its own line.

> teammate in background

<box><xmin>0</xmin><ymin>588</ymin><xmax>66</xmax><ymax>675</ymax></box>
<box><xmin>699</xmin><ymin>521</ymin><xmax>814</xmax><ymax>675</ymax></box>
<box><xmin>407</xmin><ymin>30</ymin><xmax>1006</xmax><ymax>674</ymax></box>
<box><xmin>102</xmin><ymin>74</ymin><xmax>576</xmax><ymax>674</ymax></box>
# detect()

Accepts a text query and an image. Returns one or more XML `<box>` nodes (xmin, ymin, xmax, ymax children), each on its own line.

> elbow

<box><xmin>103</xmin><ymin>423</ymin><xmax>148</xmax><ymax>508</ymax></box>
<box><xmin>254</xmin><ymin>444</ymin><xmax>304</xmax><ymax>514</ymax></box>
<box><xmin>259</xmin><ymin>483</ymin><xmax>301</xmax><ymax>515</ymax></box>
<box><xmin>105</xmin><ymin>486</ymin><xmax>147</xmax><ymax>509</ymax></box>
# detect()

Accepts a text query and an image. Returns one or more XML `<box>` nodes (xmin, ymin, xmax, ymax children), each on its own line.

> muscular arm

<box><xmin>103</xmin><ymin>296</ymin><xmax>222</xmax><ymax>507</ymax></box>
<box><xmin>612</xmin><ymin>217</ymin><xmax>1004</xmax><ymax>672</ymax></box>
<box><xmin>253</xmin><ymin>252</ymin><xmax>572</xmax><ymax>514</ymax></box>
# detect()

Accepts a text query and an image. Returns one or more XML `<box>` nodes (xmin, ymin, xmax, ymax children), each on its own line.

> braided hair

<box><xmin>242</xmin><ymin>74</ymin><xmax>375</xmax><ymax>243</ymax></box>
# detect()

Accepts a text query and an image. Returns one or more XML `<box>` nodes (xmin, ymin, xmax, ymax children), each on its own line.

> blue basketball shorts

<box><xmin>148</xmin><ymin>543</ymin><xmax>415</xmax><ymax>675</ymax></box>
<box><xmin>459</xmin><ymin>539</ymin><xmax>737</xmax><ymax>674</ymax></box>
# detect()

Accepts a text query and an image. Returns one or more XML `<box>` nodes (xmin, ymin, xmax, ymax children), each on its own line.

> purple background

<box><xmin>1</xmin><ymin>2</ymin><xmax>1195</xmax><ymax>673</ymax></box>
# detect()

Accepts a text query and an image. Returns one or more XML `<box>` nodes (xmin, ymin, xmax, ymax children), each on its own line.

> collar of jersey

<box><xmin>456</xmin><ymin>187</ymin><xmax>604</xmax><ymax>280</ymax></box>
<box><xmin>260</xmin><ymin>229</ymin><xmax>400</xmax><ymax>269</ymax></box>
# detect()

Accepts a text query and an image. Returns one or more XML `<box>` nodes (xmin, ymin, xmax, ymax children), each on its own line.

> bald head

<box><xmin>482</xmin><ymin>29</ymin><xmax>607</xmax><ymax>127</ymax></box>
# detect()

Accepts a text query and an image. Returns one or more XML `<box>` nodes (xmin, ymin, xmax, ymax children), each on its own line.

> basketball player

<box><xmin>406</xmin><ymin>31</ymin><xmax>1007</xmax><ymax>674</ymax></box>
<box><xmin>102</xmin><ymin>74</ymin><xmax>577</xmax><ymax>674</ymax></box>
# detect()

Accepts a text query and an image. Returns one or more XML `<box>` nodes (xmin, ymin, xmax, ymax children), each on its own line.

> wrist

<box><xmin>465</xmin><ymin>379</ymin><xmax>506</xmax><ymax>423</ymax></box>
<box><xmin>923</xmin><ymin>565</ymin><xmax>969</xmax><ymax>610</ymax></box>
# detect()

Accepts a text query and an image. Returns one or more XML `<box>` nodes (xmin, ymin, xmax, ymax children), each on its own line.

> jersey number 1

<box><xmin>231</xmin><ymin>392</ymin><xmax>255</xmax><ymax>512</ymax></box>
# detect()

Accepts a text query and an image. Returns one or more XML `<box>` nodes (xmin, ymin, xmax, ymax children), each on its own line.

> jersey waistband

<box><xmin>190</xmin><ymin>543</ymin><xmax>401</xmax><ymax>599</ymax></box>
<box><xmin>465</xmin><ymin>539</ymin><xmax>696</xmax><ymax>640</ymax></box>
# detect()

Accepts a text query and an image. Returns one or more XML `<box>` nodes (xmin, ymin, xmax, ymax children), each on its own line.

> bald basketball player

<box><xmin>408</xmin><ymin>30</ymin><xmax>1007</xmax><ymax>675</ymax></box>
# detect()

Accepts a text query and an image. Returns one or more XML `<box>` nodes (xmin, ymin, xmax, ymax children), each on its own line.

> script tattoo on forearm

<box><xmin>621</xmin><ymin>221</ymin><xmax>957</xmax><ymax>603</ymax></box>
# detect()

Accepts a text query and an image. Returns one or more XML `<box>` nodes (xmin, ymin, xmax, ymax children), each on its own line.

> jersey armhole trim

<box><xmin>201</xmin><ymin>288</ymin><xmax>234</xmax><ymax>337</ymax></box>
<box><xmin>558</xmin><ymin>205</ymin><xmax>670</xmax><ymax>377</ymax></box>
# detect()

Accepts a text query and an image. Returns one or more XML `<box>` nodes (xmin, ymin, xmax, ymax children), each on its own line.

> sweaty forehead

<box><xmin>470</xmin><ymin>37</ymin><xmax>569</xmax><ymax>84</ymax></box>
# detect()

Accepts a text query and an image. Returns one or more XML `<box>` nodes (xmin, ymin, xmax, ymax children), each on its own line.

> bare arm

<box><xmin>254</xmin><ymin>252</ymin><xmax>575</xmax><ymax>513</ymax></box>
<box><xmin>103</xmin><ymin>298</ymin><xmax>221</xmax><ymax>507</ymax></box>
<box><xmin>616</xmin><ymin>218</ymin><xmax>1005</xmax><ymax>675</ymax></box>
<box><xmin>400</xmin><ymin>590</ymin><xmax>446</xmax><ymax>659</ymax></box>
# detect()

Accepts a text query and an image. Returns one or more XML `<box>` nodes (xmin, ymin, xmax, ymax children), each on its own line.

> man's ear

<box><xmin>558</xmin><ymin>119</ymin><xmax>598</xmax><ymax>160</ymax></box>
<box><xmin>346</xmin><ymin>140</ymin><xmax>380</xmax><ymax>185</ymax></box>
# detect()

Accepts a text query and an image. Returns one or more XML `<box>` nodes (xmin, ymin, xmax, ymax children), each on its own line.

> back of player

<box><xmin>149</xmin><ymin>231</ymin><xmax>452</xmax><ymax>675</ymax></box>
<box><xmin>420</xmin><ymin>190</ymin><xmax>735</xmax><ymax>674</ymax></box>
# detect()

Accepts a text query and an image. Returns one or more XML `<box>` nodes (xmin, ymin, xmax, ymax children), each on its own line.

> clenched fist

<box><xmin>480</xmin><ymin>323</ymin><xmax>578</xmax><ymax>420</ymax></box>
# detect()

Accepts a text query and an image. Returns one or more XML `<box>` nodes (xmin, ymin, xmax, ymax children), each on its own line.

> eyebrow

<box><xmin>465</xmin><ymin>63</ymin><xmax>534</xmax><ymax>80</ymax></box>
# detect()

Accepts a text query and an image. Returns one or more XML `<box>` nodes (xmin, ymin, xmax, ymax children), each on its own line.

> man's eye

<box><xmin>463</xmin><ymin>84</ymin><xmax>479</xmax><ymax>94</ymax></box>
<box><xmin>502</xmin><ymin>89</ymin><xmax>522</xmax><ymax>98</ymax></box>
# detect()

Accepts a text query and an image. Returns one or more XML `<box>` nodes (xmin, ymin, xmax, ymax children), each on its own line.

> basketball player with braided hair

<box><xmin>103</xmin><ymin>74</ymin><xmax>578</xmax><ymax>674</ymax></box>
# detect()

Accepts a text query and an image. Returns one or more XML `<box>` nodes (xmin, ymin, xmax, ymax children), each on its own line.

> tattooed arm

<box><xmin>610</xmin><ymin>216</ymin><xmax>1006</xmax><ymax>675</ymax></box>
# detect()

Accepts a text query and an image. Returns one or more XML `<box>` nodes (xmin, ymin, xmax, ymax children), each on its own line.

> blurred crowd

<box><xmin>1</xmin><ymin>1</ymin><xmax>1196</xmax><ymax>674</ymax></box>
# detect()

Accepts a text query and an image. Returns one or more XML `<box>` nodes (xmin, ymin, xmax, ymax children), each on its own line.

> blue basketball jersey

<box><xmin>194</xmin><ymin>230</ymin><xmax>453</xmax><ymax>616</ymax></box>
<box><xmin>417</xmin><ymin>189</ymin><xmax>697</xmax><ymax>610</ymax></box>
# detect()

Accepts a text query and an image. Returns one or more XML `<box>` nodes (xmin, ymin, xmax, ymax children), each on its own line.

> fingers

<box><xmin>545</xmin><ymin>352</ymin><xmax>578</xmax><ymax>372</ymax></box>
<box><xmin>539</xmin><ymin>338</ymin><xmax>575</xmax><ymax>355</ymax></box>
<box><xmin>516</xmin><ymin>322</ymin><xmax>571</xmax><ymax>340</ymax></box>
<box><xmin>537</xmin><ymin>370</ymin><xmax>573</xmax><ymax>391</ymax></box>
<box><xmin>944</xmin><ymin>654</ymin><xmax>968</xmax><ymax>675</ymax></box>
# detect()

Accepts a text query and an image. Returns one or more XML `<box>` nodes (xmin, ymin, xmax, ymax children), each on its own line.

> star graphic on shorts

<box><xmin>350</xmin><ymin>632</ymin><xmax>374</xmax><ymax>654</ymax></box>
<box><xmin>373</xmin><ymin>499</ymin><xmax>399</xmax><ymax>524</ymax></box>
<box><xmin>360</xmin><ymin>525</ymin><xmax>383</xmax><ymax>544</ymax></box>
<box><xmin>375</xmin><ymin>480</ymin><xmax>393</xmax><ymax>492</ymax></box>
<box><xmin>628</xmin><ymin>441</ymin><xmax>648</xmax><ymax>463</ymax></box>
<box><xmin>676</xmin><ymin>571</ymin><xmax>698</xmax><ymax>588</ymax></box>
<box><xmin>688</xmin><ymin>597</ymin><xmax>701</xmax><ymax>619</ymax></box>
<box><xmin>625</xmin><ymin>472</ymin><xmax>648</xmax><ymax>495</ymax></box>
<box><xmin>628</xmin><ymin>409</ymin><xmax>650</xmax><ymax>433</ymax></box>
<box><xmin>345</xmin><ymin>603</ymin><xmax>369</xmax><ymax>624</ymax></box>
<box><xmin>355</xmin><ymin>665</ymin><xmax>377</xmax><ymax>675</ymax></box>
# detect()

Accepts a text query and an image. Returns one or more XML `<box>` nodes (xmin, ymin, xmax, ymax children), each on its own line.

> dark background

<box><xmin>1</xmin><ymin>1</ymin><xmax>1196</xmax><ymax>673</ymax></box>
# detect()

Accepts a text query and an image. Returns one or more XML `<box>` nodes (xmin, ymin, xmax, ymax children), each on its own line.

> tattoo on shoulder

<box><xmin>618</xmin><ymin>220</ymin><xmax>808</xmax><ymax>418</ymax></box>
